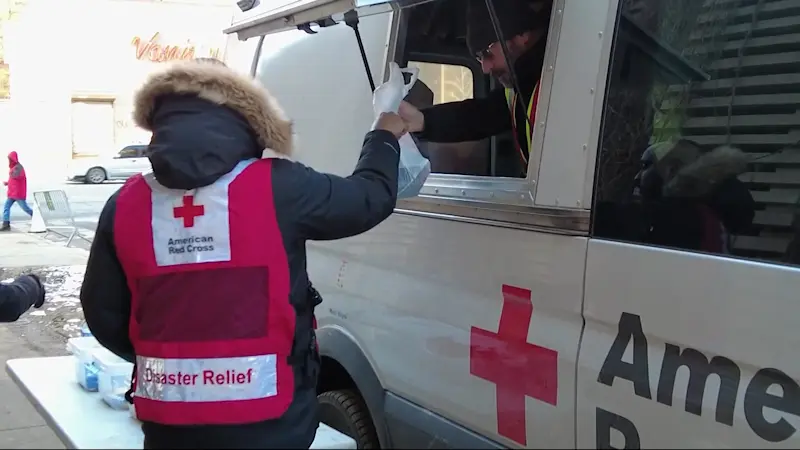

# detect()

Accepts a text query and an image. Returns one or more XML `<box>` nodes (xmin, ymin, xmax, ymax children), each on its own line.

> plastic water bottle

<box><xmin>80</xmin><ymin>325</ymin><xmax>92</xmax><ymax>337</ymax></box>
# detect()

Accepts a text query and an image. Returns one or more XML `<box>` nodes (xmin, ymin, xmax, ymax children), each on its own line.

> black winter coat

<box><xmin>0</xmin><ymin>274</ymin><xmax>44</xmax><ymax>322</ymax></box>
<box><xmin>79</xmin><ymin>61</ymin><xmax>400</xmax><ymax>449</ymax></box>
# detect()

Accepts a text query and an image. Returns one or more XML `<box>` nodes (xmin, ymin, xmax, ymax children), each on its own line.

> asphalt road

<box><xmin>3</xmin><ymin>181</ymin><xmax>121</xmax><ymax>241</ymax></box>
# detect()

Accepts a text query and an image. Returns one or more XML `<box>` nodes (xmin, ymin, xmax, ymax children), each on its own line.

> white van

<box><xmin>225</xmin><ymin>0</ymin><xmax>800</xmax><ymax>448</ymax></box>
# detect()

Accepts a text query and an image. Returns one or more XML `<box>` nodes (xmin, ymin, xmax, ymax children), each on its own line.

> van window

<box><xmin>592</xmin><ymin>0</ymin><xmax>800</xmax><ymax>266</ymax></box>
<box><xmin>398</xmin><ymin>0</ymin><xmax>554</xmax><ymax>179</ymax></box>
<box><xmin>406</xmin><ymin>60</ymin><xmax>485</xmax><ymax>175</ymax></box>
<box><xmin>408</xmin><ymin>61</ymin><xmax>475</xmax><ymax>105</ymax></box>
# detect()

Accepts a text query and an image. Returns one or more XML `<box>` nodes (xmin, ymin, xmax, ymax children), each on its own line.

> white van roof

<box><xmin>225</xmin><ymin>0</ymin><xmax>434</xmax><ymax>40</ymax></box>
<box><xmin>226</xmin><ymin>0</ymin><xmax>394</xmax><ymax>40</ymax></box>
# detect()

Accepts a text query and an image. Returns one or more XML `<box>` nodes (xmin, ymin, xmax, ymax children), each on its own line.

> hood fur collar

<box><xmin>133</xmin><ymin>61</ymin><xmax>293</xmax><ymax>156</ymax></box>
<box><xmin>663</xmin><ymin>145</ymin><xmax>749</xmax><ymax>197</ymax></box>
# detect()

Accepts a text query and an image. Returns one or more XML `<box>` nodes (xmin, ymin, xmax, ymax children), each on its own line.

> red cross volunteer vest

<box><xmin>113</xmin><ymin>158</ymin><xmax>296</xmax><ymax>426</ymax></box>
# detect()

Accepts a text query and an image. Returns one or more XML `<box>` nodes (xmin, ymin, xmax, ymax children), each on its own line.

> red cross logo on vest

<box><xmin>173</xmin><ymin>195</ymin><xmax>205</xmax><ymax>228</ymax></box>
<box><xmin>469</xmin><ymin>284</ymin><xmax>559</xmax><ymax>446</ymax></box>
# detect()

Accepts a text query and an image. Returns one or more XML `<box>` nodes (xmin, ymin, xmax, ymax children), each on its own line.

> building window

<box><xmin>71</xmin><ymin>99</ymin><xmax>116</xmax><ymax>158</ymax></box>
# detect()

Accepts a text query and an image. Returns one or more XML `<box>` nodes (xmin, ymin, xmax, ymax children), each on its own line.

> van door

<box><xmin>361</xmin><ymin>0</ymin><xmax>625</xmax><ymax>445</ymax></box>
<box><xmin>229</xmin><ymin>0</ymin><xmax>616</xmax><ymax>447</ymax></box>
<box><xmin>338</xmin><ymin>2</ymin><xmax>590</xmax><ymax>445</ymax></box>
<box><xmin>242</xmin><ymin>0</ymin><xmax>615</xmax><ymax>447</ymax></box>
<box><xmin>580</xmin><ymin>0</ymin><xmax>800</xmax><ymax>448</ymax></box>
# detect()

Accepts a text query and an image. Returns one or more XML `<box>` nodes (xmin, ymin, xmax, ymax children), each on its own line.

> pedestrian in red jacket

<box><xmin>2</xmin><ymin>151</ymin><xmax>33</xmax><ymax>231</ymax></box>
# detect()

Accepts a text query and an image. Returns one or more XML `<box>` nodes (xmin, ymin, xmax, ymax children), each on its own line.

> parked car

<box><xmin>67</xmin><ymin>145</ymin><xmax>151</xmax><ymax>184</ymax></box>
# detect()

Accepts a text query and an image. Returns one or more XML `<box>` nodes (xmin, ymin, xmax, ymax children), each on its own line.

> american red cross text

<box><xmin>173</xmin><ymin>195</ymin><xmax>205</xmax><ymax>228</ymax></box>
<box><xmin>469</xmin><ymin>284</ymin><xmax>559</xmax><ymax>446</ymax></box>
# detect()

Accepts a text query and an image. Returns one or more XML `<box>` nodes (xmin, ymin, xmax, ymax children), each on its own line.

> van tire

<box><xmin>317</xmin><ymin>389</ymin><xmax>379</xmax><ymax>449</ymax></box>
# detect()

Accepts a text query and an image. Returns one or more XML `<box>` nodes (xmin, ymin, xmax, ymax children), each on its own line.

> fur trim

<box><xmin>133</xmin><ymin>61</ymin><xmax>293</xmax><ymax>156</ymax></box>
<box><xmin>663</xmin><ymin>145</ymin><xmax>749</xmax><ymax>197</ymax></box>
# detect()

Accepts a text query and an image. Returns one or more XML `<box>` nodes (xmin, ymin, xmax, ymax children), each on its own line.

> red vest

<box><xmin>114</xmin><ymin>159</ymin><xmax>296</xmax><ymax>426</ymax></box>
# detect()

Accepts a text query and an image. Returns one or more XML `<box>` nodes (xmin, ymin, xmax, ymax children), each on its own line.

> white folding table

<box><xmin>6</xmin><ymin>356</ymin><xmax>356</xmax><ymax>449</ymax></box>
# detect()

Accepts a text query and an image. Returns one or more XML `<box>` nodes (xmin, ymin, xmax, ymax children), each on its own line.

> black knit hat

<box><xmin>466</xmin><ymin>0</ymin><xmax>551</xmax><ymax>56</ymax></box>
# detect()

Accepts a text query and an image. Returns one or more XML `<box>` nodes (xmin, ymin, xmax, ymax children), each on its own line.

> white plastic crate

<box><xmin>66</xmin><ymin>336</ymin><xmax>102</xmax><ymax>392</ymax></box>
<box><xmin>92</xmin><ymin>347</ymin><xmax>133</xmax><ymax>410</ymax></box>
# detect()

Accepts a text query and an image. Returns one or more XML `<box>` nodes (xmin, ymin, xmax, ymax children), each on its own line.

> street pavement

<box><xmin>0</xmin><ymin>228</ymin><xmax>89</xmax><ymax>449</ymax></box>
<box><xmin>3</xmin><ymin>181</ymin><xmax>121</xmax><ymax>245</ymax></box>
<box><xmin>0</xmin><ymin>181</ymin><xmax>107</xmax><ymax>448</ymax></box>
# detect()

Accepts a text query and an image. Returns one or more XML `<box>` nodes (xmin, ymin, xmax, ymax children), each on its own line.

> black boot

<box><xmin>1</xmin><ymin>221</ymin><xmax>10</xmax><ymax>231</ymax></box>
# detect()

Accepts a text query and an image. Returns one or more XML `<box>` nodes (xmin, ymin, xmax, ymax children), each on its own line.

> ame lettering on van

<box><xmin>596</xmin><ymin>312</ymin><xmax>800</xmax><ymax>448</ymax></box>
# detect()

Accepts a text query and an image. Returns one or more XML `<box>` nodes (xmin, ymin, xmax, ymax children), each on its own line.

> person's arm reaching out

<box><xmin>401</xmin><ymin>87</ymin><xmax>511</xmax><ymax>143</ymax></box>
<box><xmin>79</xmin><ymin>191</ymin><xmax>135</xmax><ymax>362</ymax></box>
<box><xmin>272</xmin><ymin>113</ymin><xmax>405</xmax><ymax>241</ymax></box>
<box><xmin>0</xmin><ymin>275</ymin><xmax>45</xmax><ymax>322</ymax></box>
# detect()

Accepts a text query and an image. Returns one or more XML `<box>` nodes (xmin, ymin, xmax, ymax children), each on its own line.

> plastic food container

<box><xmin>92</xmin><ymin>347</ymin><xmax>134</xmax><ymax>410</ymax></box>
<box><xmin>66</xmin><ymin>336</ymin><xmax>102</xmax><ymax>392</ymax></box>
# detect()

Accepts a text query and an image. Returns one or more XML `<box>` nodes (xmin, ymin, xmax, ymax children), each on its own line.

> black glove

<box><xmin>27</xmin><ymin>274</ymin><xmax>45</xmax><ymax>308</ymax></box>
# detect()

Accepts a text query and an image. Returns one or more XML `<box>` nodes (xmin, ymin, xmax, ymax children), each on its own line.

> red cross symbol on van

<box><xmin>469</xmin><ymin>284</ymin><xmax>559</xmax><ymax>446</ymax></box>
<box><xmin>173</xmin><ymin>195</ymin><xmax>205</xmax><ymax>228</ymax></box>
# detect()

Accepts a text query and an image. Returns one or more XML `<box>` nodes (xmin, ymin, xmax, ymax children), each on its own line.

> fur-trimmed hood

<box><xmin>133</xmin><ymin>60</ymin><xmax>293</xmax><ymax>156</ymax></box>
<box><xmin>663</xmin><ymin>144</ymin><xmax>749</xmax><ymax>198</ymax></box>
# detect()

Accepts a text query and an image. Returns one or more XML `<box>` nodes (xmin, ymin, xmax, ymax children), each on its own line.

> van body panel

<box><xmin>579</xmin><ymin>240</ymin><xmax>800</xmax><ymax>448</ymax></box>
<box><xmin>383</xmin><ymin>392</ymin><xmax>506</xmax><ymax>448</ymax></box>
<box><xmin>308</xmin><ymin>213</ymin><xmax>585</xmax><ymax>448</ymax></box>
<box><xmin>534</xmin><ymin>0</ymin><xmax>618</xmax><ymax>210</ymax></box>
<box><xmin>253</xmin><ymin>12</ymin><xmax>392</xmax><ymax>176</ymax></box>
<box><xmin>242</xmin><ymin>0</ymin><xmax>800</xmax><ymax>447</ymax></box>
<box><xmin>315</xmin><ymin>324</ymin><xmax>393</xmax><ymax>446</ymax></box>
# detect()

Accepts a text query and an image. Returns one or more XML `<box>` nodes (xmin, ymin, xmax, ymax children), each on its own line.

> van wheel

<box><xmin>318</xmin><ymin>389</ymin><xmax>379</xmax><ymax>449</ymax></box>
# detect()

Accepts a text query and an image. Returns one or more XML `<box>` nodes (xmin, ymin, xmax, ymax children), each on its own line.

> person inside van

<box><xmin>399</xmin><ymin>0</ymin><xmax>552</xmax><ymax>177</ymax></box>
<box><xmin>79</xmin><ymin>59</ymin><xmax>407</xmax><ymax>449</ymax></box>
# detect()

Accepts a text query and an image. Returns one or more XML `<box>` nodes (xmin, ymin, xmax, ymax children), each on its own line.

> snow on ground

<box><xmin>35</xmin><ymin>265</ymin><xmax>87</xmax><ymax>338</ymax></box>
<box><xmin>1</xmin><ymin>266</ymin><xmax>87</xmax><ymax>352</ymax></box>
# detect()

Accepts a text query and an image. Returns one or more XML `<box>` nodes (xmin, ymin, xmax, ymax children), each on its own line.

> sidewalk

<box><xmin>0</xmin><ymin>230</ymin><xmax>86</xmax><ymax>448</ymax></box>
<box><xmin>0</xmin><ymin>328</ymin><xmax>64</xmax><ymax>448</ymax></box>
<box><xmin>0</xmin><ymin>227</ymin><xmax>89</xmax><ymax>268</ymax></box>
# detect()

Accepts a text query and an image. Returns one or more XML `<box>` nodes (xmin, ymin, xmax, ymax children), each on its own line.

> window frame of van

<box><xmin>405</xmin><ymin>55</ymin><xmax>496</xmax><ymax>174</ymax></box>
<box><xmin>387</xmin><ymin>0</ymin><xmax>614</xmax><ymax>234</ymax></box>
<box><xmin>237</xmin><ymin>0</ymin><xmax>620</xmax><ymax>234</ymax></box>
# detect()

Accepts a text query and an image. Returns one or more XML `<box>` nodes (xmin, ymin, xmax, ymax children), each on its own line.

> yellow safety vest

<box><xmin>504</xmin><ymin>82</ymin><xmax>539</xmax><ymax>164</ymax></box>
